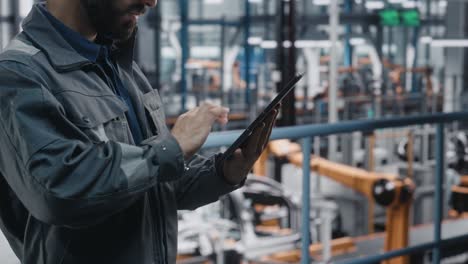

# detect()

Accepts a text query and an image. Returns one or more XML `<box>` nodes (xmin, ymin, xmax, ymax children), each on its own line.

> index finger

<box><xmin>209</xmin><ymin>106</ymin><xmax>230</xmax><ymax>116</ymax></box>
<box><xmin>241</xmin><ymin>122</ymin><xmax>266</xmax><ymax>157</ymax></box>
<box><xmin>205</xmin><ymin>105</ymin><xmax>230</xmax><ymax>123</ymax></box>
<box><xmin>258</xmin><ymin>110</ymin><xmax>278</xmax><ymax>152</ymax></box>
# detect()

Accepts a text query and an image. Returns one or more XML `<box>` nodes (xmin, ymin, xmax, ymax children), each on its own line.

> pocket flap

<box><xmin>57</xmin><ymin>92</ymin><xmax>129</xmax><ymax>128</ymax></box>
<box><xmin>142</xmin><ymin>90</ymin><xmax>162</xmax><ymax>112</ymax></box>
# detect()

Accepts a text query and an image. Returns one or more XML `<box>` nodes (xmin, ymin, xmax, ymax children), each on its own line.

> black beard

<box><xmin>80</xmin><ymin>0</ymin><xmax>136</xmax><ymax>42</ymax></box>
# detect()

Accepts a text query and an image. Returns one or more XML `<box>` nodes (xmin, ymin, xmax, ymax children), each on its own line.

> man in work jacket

<box><xmin>0</xmin><ymin>0</ymin><xmax>278</xmax><ymax>263</ymax></box>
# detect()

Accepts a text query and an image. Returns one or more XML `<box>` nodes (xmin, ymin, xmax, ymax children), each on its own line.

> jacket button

<box><xmin>83</xmin><ymin>116</ymin><xmax>91</xmax><ymax>124</ymax></box>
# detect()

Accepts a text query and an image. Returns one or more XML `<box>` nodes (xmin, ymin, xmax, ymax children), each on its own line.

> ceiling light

<box><xmin>295</xmin><ymin>40</ymin><xmax>332</xmax><ymax>48</ymax></box>
<box><xmin>419</xmin><ymin>36</ymin><xmax>432</xmax><ymax>44</ymax></box>
<box><xmin>258</xmin><ymin>40</ymin><xmax>334</xmax><ymax>49</ymax></box>
<box><xmin>402</xmin><ymin>1</ymin><xmax>417</xmax><ymax>9</ymax></box>
<box><xmin>313</xmin><ymin>0</ymin><xmax>331</xmax><ymax>6</ymax></box>
<box><xmin>204</xmin><ymin>0</ymin><xmax>223</xmax><ymax>4</ymax></box>
<box><xmin>248</xmin><ymin>37</ymin><xmax>263</xmax><ymax>45</ymax></box>
<box><xmin>283</xmin><ymin>40</ymin><xmax>293</xmax><ymax>48</ymax></box>
<box><xmin>261</xmin><ymin>40</ymin><xmax>278</xmax><ymax>49</ymax></box>
<box><xmin>350</xmin><ymin>37</ymin><xmax>366</xmax><ymax>46</ymax></box>
<box><xmin>431</xmin><ymin>39</ymin><xmax>468</xmax><ymax>48</ymax></box>
<box><xmin>365</xmin><ymin>1</ymin><xmax>385</xmax><ymax>10</ymax></box>
<box><xmin>387</xmin><ymin>0</ymin><xmax>404</xmax><ymax>4</ymax></box>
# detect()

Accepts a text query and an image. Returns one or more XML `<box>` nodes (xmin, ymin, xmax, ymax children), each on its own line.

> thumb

<box><xmin>210</xmin><ymin>106</ymin><xmax>230</xmax><ymax>121</ymax></box>
<box><xmin>216</xmin><ymin>114</ymin><xmax>229</xmax><ymax>126</ymax></box>
<box><xmin>209</xmin><ymin>105</ymin><xmax>229</xmax><ymax>116</ymax></box>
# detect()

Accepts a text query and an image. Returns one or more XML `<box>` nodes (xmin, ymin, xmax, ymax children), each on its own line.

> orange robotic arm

<box><xmin>253</xmin><ymin>141</ymin><xmax>414</xmax><ymax>264</ymax></box>
<box><xmin>290</xmin><ymin>154</ymin><xmax>414</xmax><ymax>264</ymax></box>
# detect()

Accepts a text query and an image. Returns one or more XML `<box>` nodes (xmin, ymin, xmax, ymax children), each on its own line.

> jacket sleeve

<box><xmin>174</xmin><ymin>154</ymin><xmax>243</xmax><ymax>210</ymax></box>
<box><xmin>0</xmin><ymin>62</ymin><xmax>185</xmax><ymax>228</ymax></box>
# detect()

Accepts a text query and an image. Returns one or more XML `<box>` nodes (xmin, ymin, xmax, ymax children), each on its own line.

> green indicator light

<box><xmin>379</xmin><ymin>9</ymin><xmax>400</xmax><ymax>26</ymax></box>
<box><xmin>401</xmin><ymin>10</ymin><xmax>420</xmax><ymax>27</ymax></box>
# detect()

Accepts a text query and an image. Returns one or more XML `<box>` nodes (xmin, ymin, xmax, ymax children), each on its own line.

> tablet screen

<box><xmin>221</xmin><ymin>73</ymin><xmax>304</xmax><ymax>160</ymax></box>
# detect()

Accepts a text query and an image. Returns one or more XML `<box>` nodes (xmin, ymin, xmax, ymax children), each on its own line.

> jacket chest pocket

<box><xmin>142</xmin><ymin>90</ymin><xmax>168</xmax><ymax>135</ymax></box>
<box><xmin>56</xmin><ymin>92</ymin><xmax>133</xmax><ymax>144</ymax></box>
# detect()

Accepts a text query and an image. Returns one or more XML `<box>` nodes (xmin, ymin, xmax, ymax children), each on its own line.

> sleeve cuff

<box><xmin>214</xmin><ymin>153</ymin><xmax>246</xmax><ymax>191</ymax></box>
<box><xmin>142</xmin><ymin>133</ymin><xmax>185</xmax><ymax>182</ymax></box>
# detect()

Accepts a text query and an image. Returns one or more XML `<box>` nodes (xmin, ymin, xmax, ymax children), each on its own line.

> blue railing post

<box><xmin>433</xmin><ymin>123</ymin><xmax>445</xmax><ymax>264</ymax></box>
<box><xmin>301</xmin><ymin>137</ymin><xmax>312</xmax><ymax>264</ymax></box>
<box><xmin>343</xmin><ymin>0</ymin><xmax>352</xmax><ymax>67</ymax></box>
<box><xmin>243</xmin><ymin>0</ymin><xmax>251</xmax><ymax>106</ymax></box>
<box><xmin>179</xmin><ymin>0</ymin><xmax>189</xmax><ymax>112</ymax></box>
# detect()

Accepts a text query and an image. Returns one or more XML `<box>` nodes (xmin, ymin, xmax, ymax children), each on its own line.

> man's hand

<box><xmin>222</xmin><ymin>106</ymin><xmax>279</xmax><ymax>185</ymax></box>
<box><xmin>172</xmin><ymin>102</ymin><xmax>229</xmax><ymax>160</ymax></box>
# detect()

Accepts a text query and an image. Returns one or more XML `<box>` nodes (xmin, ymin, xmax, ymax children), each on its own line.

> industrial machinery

<box><xmin>176</xmin><ymin>173</ymin><xmax>349</xmax><ymax>263</ymax></box>
<box><xmin>253</xmin><ymin>140</ymin><xmax>415</xmax><ymax>263</ymax></box>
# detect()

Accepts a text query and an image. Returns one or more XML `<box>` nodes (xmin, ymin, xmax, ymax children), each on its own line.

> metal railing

<box><xmin>203</xmin><ymin>111</ymin><xmax>468</xmax><ymax>264</ymax></box>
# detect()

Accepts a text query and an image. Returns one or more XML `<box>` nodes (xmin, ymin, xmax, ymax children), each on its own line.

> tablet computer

<box><xmin>221</xmin><ymin>73</ymin><xmax>304</xmax><ymax>161</ymax></box>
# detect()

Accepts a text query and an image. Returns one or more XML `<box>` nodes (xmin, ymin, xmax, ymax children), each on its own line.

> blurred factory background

<box><xmin>3</xmin><ymin>0</ymin><xmax>468</xmax><ymax>263</ymax></box>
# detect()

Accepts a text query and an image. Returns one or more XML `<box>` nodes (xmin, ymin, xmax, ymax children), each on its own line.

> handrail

<box><xmin>204</xmin><ymin>111</ymin><xmax>468</xmax><ymax>149</ymax></box>
<box><xmin>203</xmin><ymin>111</ymin><xmax>468</xmax><ymax>264</ymax></box>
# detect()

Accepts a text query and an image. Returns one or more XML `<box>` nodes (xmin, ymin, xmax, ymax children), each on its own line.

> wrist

<box><xmin>215</xmin><ymin>155</ymin><xmax>243</xmax><ymax>186</ymax></box>
<box><xmin>223</xmin><ymin>173</ymin><xmax>242</xmax><ymax>186</ymax></box>
<box><xmin>171</xmin><ymin>133</ymin><xmax>190</xmax><ymax>160</ymax></box>
<box><xmin>222</xmin><ymin>163</ymin><xmax>245</xmax><ymax>186</ymax></box>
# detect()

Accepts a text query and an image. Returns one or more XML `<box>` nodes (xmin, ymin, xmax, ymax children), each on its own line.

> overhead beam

<box><xmin>175</xmin><ymin>15</ymin><xmax>443</xmax><ymax>28</ymax></box>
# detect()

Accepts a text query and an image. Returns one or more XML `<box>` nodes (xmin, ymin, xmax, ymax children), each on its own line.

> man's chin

<box><xmin>111</xmin><ymin>27</ymin><xmax>136</xmax><ymax>43</ymax></box>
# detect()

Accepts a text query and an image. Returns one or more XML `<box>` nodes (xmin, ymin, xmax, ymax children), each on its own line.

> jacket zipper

<box><xmin>149</xmin><ymin>190</ymin><xmax>163</xmax><ymax>264</ymax></box>
<box><xmin>156</xmin><ymin>185</ymin><xmax>168</xmax><ymax>264</ymax></box>
<box><xmin>86</xmin><ymin>60</ymin><xmax>167</xmax><ymax>262</ymax></box>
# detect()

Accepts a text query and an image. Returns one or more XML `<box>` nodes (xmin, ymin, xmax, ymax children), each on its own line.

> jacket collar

<box><xmin>38</xmin><ymin>3</ymin><xmax>102</xmax><ymax>63</ymax></box>
<box><xmin>22</xmin><ymin>3</ymin><xmax>136</xmax><ymax>72</ymax></box>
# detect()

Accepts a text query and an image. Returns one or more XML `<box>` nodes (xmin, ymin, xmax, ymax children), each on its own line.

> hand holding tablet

<box><xmin>220</xmin><ymin>73</ymin><xmax>304</xmax><ymax>162</ymax></box>
<box><xmin>219</xmin><ymin>73</ymin><xmax>304</xmax><ymax>185</ymax></box>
